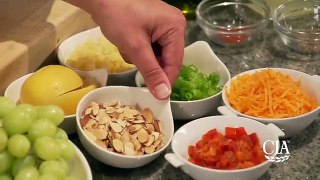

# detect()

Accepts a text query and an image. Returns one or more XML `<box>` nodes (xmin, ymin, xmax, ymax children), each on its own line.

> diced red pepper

<box><xmin>236</xmin><ymin>127</ymin><xmax>247</xmax><ymax>137</ymax></box>
<box><xmin>188</xmin><ymin>127</ymin><xmax>266</xmax><ymax>170</ymax></box>
<box><xmin>225</xmin><ymin>127</ymin><xmax>237</xmax><ymax>139</ymax></box>
<box><xmin>249</xmin><ymin>133</ymin><xmax>260</xmax><ymax>145</ymax></box>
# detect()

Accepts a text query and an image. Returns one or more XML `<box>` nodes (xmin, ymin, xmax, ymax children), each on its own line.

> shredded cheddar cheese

<box><xmin>226</xmin><ymin>69</ymin><xmax>317</xmax><ymax>118</ymax></box>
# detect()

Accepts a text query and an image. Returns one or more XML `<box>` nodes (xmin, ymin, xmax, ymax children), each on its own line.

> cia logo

<box><xmin>263</xmin><ymin>140</ymin><xmax>290</xmax><ymax>162</ymax></box>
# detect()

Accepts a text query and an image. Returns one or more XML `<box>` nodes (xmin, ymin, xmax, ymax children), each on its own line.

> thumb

<box><xmin>120</xmin><ymin>39</ymin><xmax>171</xmax><ymax>100</ymax></box>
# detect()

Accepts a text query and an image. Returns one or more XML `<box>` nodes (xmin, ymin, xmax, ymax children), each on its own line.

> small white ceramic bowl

<box><xmin>68</xmin><ymin>142</ymin><xmax>92</xmax><ymax>180</ymax></box>
<box><xmin>58</xmin><ymin>26</ymin><xmax>137</xmax><ymax>86</ymax></box>
<box><xmin>135</xmin><ymin>41</ymin><xmax>231</xmax><ymax>120</ymax></box>
<box><xmin>218</xmin><ymin>68</ymin><xmax>320</xmax><ymax>137</ymax></box>
<box><xmin>4</xmin><ymin>69</ymin><xmax>107</xmax><ymax>134</ymax></box>
<box><xmin>76</xmin><ymin>86</ymin><xmax>174</xmax><ymax>168</ymax></box>
<box><xmin>165</xmin><ymin>115</ymin><xmax>284</xmax><ymax>180</ymax></box>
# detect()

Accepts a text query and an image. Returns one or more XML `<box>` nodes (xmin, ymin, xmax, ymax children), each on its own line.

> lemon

<box><xmin>56</xmin><ymin>85</ymin><xmax>96</xmax><ymax>115</ymax></box>
<box><xmin>20</xmin><ymin>65</ymin><xmax>97</xmax><ymax>115</ymax></box>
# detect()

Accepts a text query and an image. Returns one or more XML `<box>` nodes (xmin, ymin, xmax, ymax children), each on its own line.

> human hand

<box><xmin>65</xmin><ymin>0</ymin><xmax>186</xmax><ymax>100</ymax></box>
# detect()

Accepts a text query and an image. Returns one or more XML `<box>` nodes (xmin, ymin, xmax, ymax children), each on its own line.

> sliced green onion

<box><xmin>171</xmin><ymin>65</ymin><xmax>222</xmax><ymax>101</ymax></box>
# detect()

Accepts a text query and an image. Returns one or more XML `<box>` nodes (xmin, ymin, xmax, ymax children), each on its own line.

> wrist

<box><xmin>63</xmin><ymin>0</ymin><xmax>111</xmax><ymax>16</ymax></box>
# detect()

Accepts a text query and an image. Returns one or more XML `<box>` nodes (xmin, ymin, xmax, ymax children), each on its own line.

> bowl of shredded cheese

<box><xmin>218</xmin><ymin>68</ymin><xmax>320</xmax><ymax>137</ymax></box>
<box><xmin>57</xmin><ymin>27</ymin><xmax>137</xmax><ymax>86</ymax></box>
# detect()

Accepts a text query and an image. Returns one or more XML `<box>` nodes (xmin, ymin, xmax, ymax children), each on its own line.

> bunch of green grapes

<box><xmin>0</xmin><ymin>96</ymin><xmax>76</xmax><ymax>180</ymax></box>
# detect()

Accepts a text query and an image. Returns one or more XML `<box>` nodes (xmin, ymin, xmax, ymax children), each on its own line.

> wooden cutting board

<box><xmin>0</xmin><ymin>0</ymin><xmax>97</xmax><ymax>95</ymax></box>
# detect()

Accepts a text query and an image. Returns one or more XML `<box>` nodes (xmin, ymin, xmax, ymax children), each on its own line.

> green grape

<box><xmin>38</xmin><ymin>173</ymin><xmax>59</xmax><ymax>180</ymax></box>
<box><xmin>28</xmin><ymin>119</ymin><xmax>57</xmax><ymax>142</ymax></box>
<box><xmin>0</xmin><ymin>173</ymin><xmax>13</xmax><ymax>180</ymax></box>
<box><xmin>56</xmin><ymin>139</ymin><xmax>75</xmax><ymax>160</ymax></box>
<box><xmin>16</xmin><ymin>104</ymin><xmax>37</xmax><ymax>122</ymax></box>
<box><xmin>37</xmin><ymin>106</ymin><xmax>64</xmax><ymax>126</ymax></box>
<box><xmin>56</xmin><ymin>157</ymin><xmax>69</xmax><ymax>173</ymax></box>
<box><xmin>7</xmin><ymin>134</ymin><xmax>31</xmax><ymax>158</ymax></box>
<box><xmin>15</xmin><ymin>166</ymin><xmax>39</xmax><ymax>180</ymax></box>
<box><xmin>0</xmin><ymin>96</ymin><xmax>16</xmax><ymax>119</ymax></box>
<box><xmin>11</xmin><ymin>155</ymin><xmax>37</xmax><ymax>176</ymax></box>
<box><xmin>3</xmin><ymin>108</ymin><xmax>32</xmax><ymax>135</ymax></box>
<box><xmin>39</xmin><ymin>160</ymin><xmax>68</xmax><ymax>179</ymax></box>
<box><xmin>34</xmin><ymin>136</ymin><xmax>61</xmax><ymax>160</ymax></box>
<box><xmin>0</xmin><ymin>128</ymin><xmax>8</xmax><ymax>152</ymax></box>
<box><xmin>0</xmin><ymin>150</ymin><xmax>15</xmax><ymax>174</ymax></box>
<box><xmin>54</xmin><ymin>128</ymin><xmax>68</xmax><ymax>140</ymax></box>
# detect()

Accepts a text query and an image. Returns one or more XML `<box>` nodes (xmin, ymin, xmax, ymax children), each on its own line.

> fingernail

<box><xmin>154</xmin><ymin>83</ymin><xmax>171</xmax><ymax>99</ymax></box>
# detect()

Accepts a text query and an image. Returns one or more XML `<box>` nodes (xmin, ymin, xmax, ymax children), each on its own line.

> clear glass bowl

<box><xmin>273</xmin><ymin>0</ymin><xmax>320</xmax><ymax>55</ymax></box>
<box><xmin>196</xmin><ymin>0</ymin><xmax>270</xmax><ymax>46</ymax></box>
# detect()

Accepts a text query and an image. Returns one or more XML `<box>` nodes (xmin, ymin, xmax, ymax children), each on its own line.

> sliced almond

<box><xmin>130</xmin><ymin>133</ymin><xmax>138</xmax><ymax>141</ymax></box>
<box><xmin>81</xmin><ymin>100</ymin><xmax>165</xmax><ymax>156</ymax></box>
<box><xmin>155</xmin><ymin>142</ymin><xmax>165</xmax><ymax>151</ymax></box>
<box><xmin>99</xmin><ymin>116</ymin><xmax>111</xmax><ymax>125</ymax></box>
<box><xmin>145</xmin><ymin>124</ymin><xmax>155</xmax><ymax>134</ymax></box>
<box><xmin>115</xmin><ymin>108</ymin><xmax>124</xmax><ymax>113</ymax></box>
<box><xmin>120</xmin><ymin>129</ymin><xmax>131</xmax><ymax>143</ymax></box>
<box><xmin>110</xmin><ymin>122</ymin><xmax>123</xmax><ymax>133</ymax></box>
<box><xmin>132</xmin><ymin>119</ymin><xmax>145</xmax><ymax>124</ymax></box>
<box><xmin>91</xmin><ymin>102</ymin><xmax>100</xmax><ymax>115</ymax></box>
<box><xmin>107</xmin><ymin>131</ymin><xmax>114</xmax><ymax>141</ymax></box>
<box><xmin>123</xmin><ymin>107</ymin><xmax>134</xmax><ymax>119</ymax></box>
<box><xmin>124</xmin><ymin>142</ymin><xmax>136</xmax><ymax>156</ymax></box>
<box><xmin>90</xmin><ymin>128</ymin><xmax>108</xmax><ymax>140</ymax></box>
<box><xmin>137</xmin><ymin>128</ymin><xmax>149</xmax><ymax>143</ymax></box>
<box><xmin>151</xmin><ymin>131</ymin><xmax>160</xmax><ymax>141</ymax></box>
<box><xmin>90</xmin><ymin>115</ymin><xmax>97</xmax><ymax>121</ymax></box>
<box><xmin>84</xmin><ymin>129</ymin><xmax>97</xmax><ymax>141</ymax></box>
<box><xmin>153</xmin><ymin>139</ymin><xmax>162</xmax><ymax>148</ymax></box>
<box><xmin>132</xmin><ymin>138</ymin><xmax>142</xmax><ymax>151</ymax></box>
<box><xmin>108</xmin><ymin>112</ymin><xmax>119</xmax><ymax>119</ymax></box>
<box><xmin>142</xmin><ymin>108</ymin><xmax>154</xmax><ymax>123</ymax></box>
<box><xmin>128</xmin><ymin>124</ymin><xmax>143</xmax><ymax>133</ymax></box>
<box><xmin>106</xmin><ymin>108</ymin><xmax>115</xmax><ymax>114</ymax></box>
<box><xmin>96</xmin><ymin>110</ymin><xmax>107</xmax><ymax>121</ymax></box>
<box><xmin>111</xmin><ymin>130</ymin><xmax>121</xmax><ymax>140</ymax></box>
<box><xmin>112</xmin><ymin>139</ymin><xmax>124</xmax><ymax>153</ymax></box>
<box><xmin>144</xmin><ymin>135</ymin><xmax>155</xmax><ymax>147</ymax></box>
<box><xmin>153</xmin><ymin>120</ymin><xmax>161</xmax><ymax>133</ymax></box>
<box><xmin>96</xmin><ymin>140</ymin><xmax>107</xmax><ymax>149</ymax></box>
<box><xmin>144</xmin><ymin>145</ymin><xmax>156</xmax><ymax>154</ymax></box>
<box><xmin>136</xmin><ymin>150</ymin><xmax>144</xmax><ymax>156</ymax></box>
<box><xmin>116</xmin><ymin>119</ymin><xmax>127</xmax><ymax>128</ymax></box>
<box><xmin>84</xmin><ymin>107</ymin><xmax>93</xmax><ymax>115</ymax></box>
<box><xmin>84</xmin><ymin>119</ymin><xmax>97</xmax><ymax>130</ymax></box>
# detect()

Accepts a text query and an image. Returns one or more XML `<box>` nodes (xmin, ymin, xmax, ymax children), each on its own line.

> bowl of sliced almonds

<box><xmin>76</xmin><ymin>86</ymin><xmax>174</xmax><ymax>168</ymax></box>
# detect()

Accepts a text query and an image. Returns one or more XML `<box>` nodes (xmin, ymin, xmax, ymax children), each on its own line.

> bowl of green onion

<box><xmin>136</xmin><ymin>41</ymin><xmax>230</xmax><ymax>120</ymax></box>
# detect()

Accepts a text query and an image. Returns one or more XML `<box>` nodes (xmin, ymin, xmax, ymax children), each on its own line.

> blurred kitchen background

<box><xmin>164</xmin><ymin>0</ymin><xmax>288</xmax><ymax>19</ymax></box>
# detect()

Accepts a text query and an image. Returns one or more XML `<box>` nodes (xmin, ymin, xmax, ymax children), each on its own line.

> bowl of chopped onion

<box><xmin>219</xmin><ymin>68</ymin><xmax>320</xmax><ymax>137</ymax></box>
<box><xmin>135</xmin><ymin>41</ymin><xmax>231</xmax><ymax>120</ymax></box>
<box><xmin>57</xmin><ymin>27</ymin><xmax>137</xmax><ymax>86</ymax></box>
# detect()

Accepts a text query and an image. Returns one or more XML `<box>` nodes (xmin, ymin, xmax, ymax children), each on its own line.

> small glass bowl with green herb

<box><xmin>135</xmin><ymin>41</ymin><xmax>230</xmax><ymax>120</ymax></box>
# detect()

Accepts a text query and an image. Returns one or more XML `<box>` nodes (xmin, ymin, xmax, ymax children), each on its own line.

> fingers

<box><xmin>153</xmin><ymin>10</ymin><xmax>186</xmax><ymax>86</ymax></box>
<box><xmin>158</xmin><ymin>34</ymin><xmax>185</xmax><ymax>86</ymax></box>
<box><xmin>120</xmin><ymin>37</ymin><xmax>172</xmax><ymax>100</ymax></box>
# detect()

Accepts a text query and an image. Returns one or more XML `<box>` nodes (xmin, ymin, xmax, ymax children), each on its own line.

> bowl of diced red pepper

<box><xmin>165</xmin><ymin>115</ymin><xmax>284</xmax><ymax>180</ymax></box>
